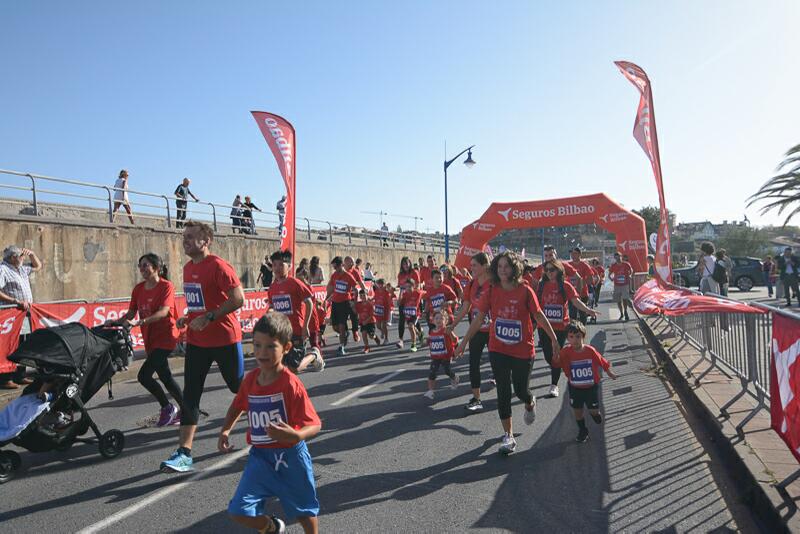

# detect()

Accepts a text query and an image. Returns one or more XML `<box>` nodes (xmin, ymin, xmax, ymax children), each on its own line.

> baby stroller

<box><xmin>0</xmin><ymin>323</ymin><xmax>133</xmax><ymax>483</ymax></box>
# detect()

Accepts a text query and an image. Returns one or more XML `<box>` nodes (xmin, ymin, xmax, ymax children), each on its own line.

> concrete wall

<box><xmin>1</xmin><ymin>214</ymin><xmax>446</xmax><ymax>302</ymax></box>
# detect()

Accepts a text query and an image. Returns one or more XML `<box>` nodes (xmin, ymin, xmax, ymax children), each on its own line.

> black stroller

<box><xmin>0</xmin><ymin>322</ymin><xmax>133</xmax><ymax>483</ymax></box>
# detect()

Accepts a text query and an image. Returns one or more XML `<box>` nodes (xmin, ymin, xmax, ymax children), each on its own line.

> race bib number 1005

<box><xmin>248</xmin><ymin>393</ymin><xmax>288</xmax><ymax>445</ymax></box>
<box><xmin>494</xmin><ymin>318</ymin><xmax>522</xmax><ymax>344</ymax></box>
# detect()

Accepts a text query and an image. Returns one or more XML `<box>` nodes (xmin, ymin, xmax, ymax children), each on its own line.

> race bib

<box><xmin>334</xmin><ymin>280</ymin><xmax>349</xmax><ymax>294</ymax></box>
<box><xmin>183</xmin><ymin>283</ymin><xmax>206</xmax><ymax>313</ymax></box>
<box><xmin>248</xmin><ymin>393</ymin><xmax>288</xmax><ymax>445</ymax></box>
<box><xmin>403</xmin><ymin>306</ymin><xmax>417</xmax><ymax>318</ymax></box>
<box><xmin>374</xmin><ymin>304</ymin><xmax>385</xmax><ymax>316</ymax></box>
<box><xmin>429</xmin><ymin>335</ymin><xmax>447</xmax><ymax>356</ymax></box>
<box><xmin>543</xmin><ymin>304</ymin><xmax>564</xmax><ymax>323</ymax></box>
<box><xmin>570</xmin><ymin>275</ymin><xmax>580</xmax><ymax>286</ymax></box>
<box><xmin>271</xmin><ymin>294</ymin><xmax>292</xmax><ymax>315</ymax></box>
<box><xmin>494</xmin><ymin>318</ymin><xmax>522</xmax><ymax>344</ymax></box>
<box><xmin>570</xmin><ymin>359</ymin><xmax>595</xmax><ymax>386</ymax></box>
<box><xmin>430</xmin><ymin>293</ymin><xmax>445</xmax><ymax>311</ymax></box>
<box><xmin>616</xmin><ymin>275</ymin><xmax>627</xmax><ymax>284</ymax></box>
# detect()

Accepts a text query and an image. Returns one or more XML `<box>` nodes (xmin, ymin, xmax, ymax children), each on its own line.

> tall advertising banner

<box><xmin>251</xmin><ymin>111</ymin><xmax>296</xmax><ymax>268</ymax></box>
<box><xmin>771</xmin><ymin>313</ymin><xmax>800</xmax><ymax>462</ymax></box>
<box><xmin>615</xmin><ymin>61</ymin><xmax>672</xmax><ymax>285</ymax></box>
<box><xmin>0</xmin><ymin>308</ymin><xmax>26</xmax><ymax>373</ymax></box>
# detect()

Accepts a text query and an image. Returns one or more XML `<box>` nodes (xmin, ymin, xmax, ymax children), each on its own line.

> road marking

<box><xmin>76</xmin><ymin>446</ymin><xmax>250</xmax><ymax>534</ymax></box>
<box><xmin>330</xmin><ymin>368</ymin><xmax>405</xmax><ymax>406</ymax></box>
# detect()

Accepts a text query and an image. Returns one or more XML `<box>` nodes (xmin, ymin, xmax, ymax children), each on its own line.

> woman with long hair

<box><xmin>309</xmin><ymin>256</ymin><xmax>325</xmax><ymax>284</ymax></box>
<box><xmin>396</xmin><ymin>256</ymin><xmax>421</xmax><ymax>348</ymax></box>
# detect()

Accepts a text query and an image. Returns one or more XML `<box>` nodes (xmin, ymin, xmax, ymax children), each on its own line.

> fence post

<box><xmin>690</xmin><ymin>313</ymin><xmax>717</xmax><ymax>385</ymax></box>
<box><xmin>209</xmin><ymin>202</ymin><xmax>217</xmax><ymax>231</ymax></box>
<box><xmin>104</xmin><ymin>186</ymin><xmax>114</xmax><ymax>222</ymax></box>
<box><xmin>304</xmin><ymin>218</ymin><xmax>311</xmax><ymax>240</ymax></box>
<box><xmin>327</xmin><ymin>222</ymin><xmax>332</xmax><ymax>243</ymax></box>
<box><xmin>347</xmin><ymin>225</ymin><xmax>352</xmax><ymax>244</ymax></box>
<box><xmin>26</xmin><ymin>174</ymin><xmax>38</xmax><ymax>215</ymax></box>
<box><xmin>162</xmin><ymin>195</ymin><xmax>172</xmax><ymax>228</ymax></box>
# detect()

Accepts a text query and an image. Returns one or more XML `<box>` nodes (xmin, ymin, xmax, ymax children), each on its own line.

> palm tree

<box><xmin>748</xmin><ymin>144</ymin><xmax>800</xmax><ymax>225</ymax></box>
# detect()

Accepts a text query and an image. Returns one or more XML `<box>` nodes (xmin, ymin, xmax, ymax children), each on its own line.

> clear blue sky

<box><xmin>2</xmin><ymin>1</ymin><xmax>798</xmax><ymax>233</ymax></box>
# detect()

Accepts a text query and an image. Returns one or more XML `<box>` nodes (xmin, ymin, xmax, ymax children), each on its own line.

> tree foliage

<box><xmin>717</xmin><ymin>225</ymin><xmax>769</xmax><ymax>258</ymax></box>
<box><xmin>748</xmin><ymin>144</ymin><xmax>800</xmax><ymax>226</ymax></box>
<box><xmin>633</xmin><ymin>205</ymin><xmax>674</xmax><ymax>237</ymax></box>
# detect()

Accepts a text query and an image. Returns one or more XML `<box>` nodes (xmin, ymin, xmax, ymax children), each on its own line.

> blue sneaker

<box><xmin>160</xmin><ymin>450</ymin><xmax>193</xmax><ymax>473</ymax></box>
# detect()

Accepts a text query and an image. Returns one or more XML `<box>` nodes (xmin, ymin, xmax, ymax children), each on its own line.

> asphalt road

<box><xmin>0</xmin><ymin>298</ymin><xmax>760</xmax><ymax>533</ymax></box>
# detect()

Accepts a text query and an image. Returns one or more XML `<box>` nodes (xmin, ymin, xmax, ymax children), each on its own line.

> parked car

<box><xmin>672</xmin><ymin>256</ymin><xmax>763</xmax><ymax>292</ymax></box>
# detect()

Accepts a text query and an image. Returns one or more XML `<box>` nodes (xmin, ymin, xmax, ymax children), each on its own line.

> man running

<box><xmin>267</xmin><ymin>250</ymin><xmax>324</xmax><ymax>373</ymax></box>
<box><xmin>161</xmin><ymin>220</ymin><xmax>245</xmax><ymax>473</ymax></box>
<box><xmin>327</xmin><ymin>257</ymin><xmax>360</xmax><ymax>355</ymax></box>
<box><xmin>567</xmin><ymin>247</ymin><xmax>593</xmax><ymax>324</ymax></box>
<box><xmin>609</xmin><ymin>252</ymin><xmax>634</xmax><ymax>321</ymax></box>
<box><xmin>343</xmin><ymin>256</ymin><xmax>367</xmax><ymax>342</ymax></box>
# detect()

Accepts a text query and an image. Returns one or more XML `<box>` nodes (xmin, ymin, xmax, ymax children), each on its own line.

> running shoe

<box><xmin>465</xmin><ymin>397</ymin><xmax>483</xmax><ymax>411</ymax></box>
<box><xmin>338</xmin><ymin>346</ymin><xmax>346</xmax><ymax>356</ymax></box>
<box><xmin>450</xmin><ymin>375</ymin><xmax>460</xmax><ymax>390</ymax></box>
<box><xmin>353</xmin><ymin>331</ymin><xmax>361</xmax><ymax>342</ymax></box>
<box><xmin>487</xmin><ymin>378</ymin><xmax>497</xmax><ymax>389</ymax></box>
<box><xmin>364</xmin><ymin>346</ymin><xmax>370</xmax><ymax>354</ymax></box>
<box><xmin>591</xmin><ymin>412</ymin><xmax>603</xmax><ymax>424</ymax></box>
<box><xmin>624</xmin><ymin>312</ymin><xmax>630</xmax><ymax>322</ymax></box>
<box><xmin>410</xmin><ymin>345</ymin><xmax>418</xmax><ymax>353</ymax></box>
<box><xmin>396</xmin><ymin>340</ymin><xmax>404</xmax><ymax>349</ymax></box>
<box><xmin>157</xmin><ymin>403</ymin><xmax>179</xmax><ymax>427</ymax></box>
<box><xmin>310</xmin><ymin>351</ymin><xmax>325</xmax><ymax>372</ymax></box>
<box><xmin>160</xmin><ymin>450</ymin><xmax>194</xmax><ymax>473</ymax></box>
<box><xmin>499</xmin><ymin>433</ymin><xmax>517</xmax><ymax>455</ymax></box>
<box><xmin>423</xmin><ymin>390</ymin><xmax>434</xmax><ymax>400</ymax></box>
<box><xmin>258</xmin><ymin>515</ymin><xmax>286</xmax><ymax>534</ymax></box>
<box><xmin>170</xmin><ymin>411</ymin><xmax>182</xmax><ymax>426</ymax></box>
<box><xmin>576</xmin><ymin>428</ymin><xmax>589</xmax><ymax>443</ymax></box>
<box><xmin>548</xmin><ymin>384</ymin><xmax>560</xmax><ymax>398</ymax></box>
<box><xmin>523</xmin><ymin>396</ymin><xmax>537</xmax><ymax>426</ymax></box>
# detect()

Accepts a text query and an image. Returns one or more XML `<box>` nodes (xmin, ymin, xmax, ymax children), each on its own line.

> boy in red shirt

<box><xmin>219</xmin><ymin>311</ymin><xmax>321</xmax><ymax>533</ymax></box>
<box><xmin>398</xmin><ymin>277</ymin><xmax>425</xmax><ymax>352</ymax></box>
<box><xmin>355</xmin><ymin>289</ymin><xmax>381</xmax><ymax>352</ymax></box>
<box><xmin>326</xmin><ymin>256</ymin><xmax>360</xmax><ymax>356</ymax></box>
<box><xmin>424</xmin><ymin>270</ymin><xmax>457</xmax><ymax>332</ymax></box>
<box><xmin>423</xmin><ymin>311</ymin><xmax>460</xmax><ymax>400</ymax></box>
<box><xmin>553</xmin><ymin>321</ymin><xmax>617</xmax><ymax>443</ymax></box>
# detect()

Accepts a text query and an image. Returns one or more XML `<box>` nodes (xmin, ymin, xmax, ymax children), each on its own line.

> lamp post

<box><xmin>444</xmin><ymin>144</ymin><xmax>476</xmax><ymax>262</ymax></box>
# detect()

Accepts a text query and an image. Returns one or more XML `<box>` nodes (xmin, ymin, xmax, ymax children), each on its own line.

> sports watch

<box><xmin>205</xmin><ymin>311</ymin><xmax>216</xmax><ymax>322</ymax></box>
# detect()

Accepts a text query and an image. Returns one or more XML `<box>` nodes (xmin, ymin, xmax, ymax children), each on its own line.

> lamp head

<box><xmin>463</xmin><ymin>150</ymin><xmax>476</xmax><ymax>168</ymax></box>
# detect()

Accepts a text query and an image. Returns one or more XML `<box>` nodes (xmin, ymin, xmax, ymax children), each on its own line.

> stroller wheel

<box><xmin>99</xmin><ymin>429</ymin><xmax>125</xmax><ymax>459</ymax></box>
<box><xmin>0</xmin><ymin>451</ymin><xmax>20</xmax><ymax>484</ymax></box>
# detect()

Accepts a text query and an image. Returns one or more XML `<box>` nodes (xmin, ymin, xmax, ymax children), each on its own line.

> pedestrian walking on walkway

<box><xmin>112</xmin><ymin>169</ymin><xmax>135</xmax><ymax>224</ymax></box>
<box><xmin>778</xmin><ymin>247</ymin><xmax>800</xmax><ymax>307</ymax></box>
<box><xmin>763</xmin><ymin>255</ymin><xmax>776</xmax><ymax>298</ymax></box>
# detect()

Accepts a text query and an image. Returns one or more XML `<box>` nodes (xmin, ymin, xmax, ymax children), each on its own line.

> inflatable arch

<box><xmin>454</xmin><ymin>193</ymin><xmax>648</xmax><ymax>272</ymax></box>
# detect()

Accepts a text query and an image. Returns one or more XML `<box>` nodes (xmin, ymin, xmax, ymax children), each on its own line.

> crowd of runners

<box><xmin>98</xmin><ymin>219</ymin><xmax>634</xmax><ymax>533</ymax></box>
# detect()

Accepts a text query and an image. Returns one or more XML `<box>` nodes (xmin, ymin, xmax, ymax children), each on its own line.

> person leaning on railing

<box><xmin>174</xmin><ymin>178</ymin><xmax>199</xmax><ymax>229</ymax></box>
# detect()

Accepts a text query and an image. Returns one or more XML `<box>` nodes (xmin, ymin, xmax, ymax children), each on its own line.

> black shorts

<box><xmin>360</xmin><ymin>322</ymin><xmax>376</xmax><ymax>335</ymax></box>
<box><xmin>569</xmin><ymin>383</ymin><xmax>599</xmax><ymax>409</ymax></box>
<box><xmin>283</xmin><ymin>336</ymin><xmax>308</xmax><ymax>369</ymax></box>
<box><xmin>429</xmin><ymin>359</ymin><xmax>454</xmax><ymax>380</ymax></box>
<box><xmin>331</xmin><ymin>301</ymin><xmax>353</xmax><ymax>327</ymax></box>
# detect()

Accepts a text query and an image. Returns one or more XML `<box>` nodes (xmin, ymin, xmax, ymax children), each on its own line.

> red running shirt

<box><xmin>355</xmin><ymin>300</ymin><xmax>376</xmax><ymax>325</ymax></box>
<box><xmin>328</xmin><ymin>270</ymin><xmax>358</xmax><ymax>303</ymax></box>
<box><xmin>557</xmin><ymin>344</ymin><xmax>611</xmax><ymax>388</ymax></box>
<box><xmin>533</xmin><ymin>262</ymin><xmax>578</xmax><ymax>286</ymax></box>
<box><xmin>477</xmin><ymin>283</ymin><xmax>542</xmax><ymax>360</ymax></box>
<box><xmin>537</xmin><ymin>280</ymin><xmax>578</xmax><ymax>331</ymax></box>
<box><xmin>568</xmin><ymin>260</ymin><xmax>595</xmax><ymax>298</ymax></box>
<box><xmin>466</xmin><ymin>278</ymin><xmax>492</xmax><ymax>333</ymax></box>
<box><xmin>399</xmin><ymin>289</ymin><xmax>424</xmax><ymax>320</ymax></box>
<box><xmin>397</xmin><ymin>269</ymin><xmax>421</xmax><ymax>289</ymax></box>
<box><xmin>608</xmin><ymin>262</ymin><xmax>633</xmax><ymax>286</ymax></box>
<box><xmin>129</xmin><ymin>279</ymin><xmax>179</xmax><ymax>351</ymax></box>
<box><xmin>183</xmin><ymin>255</ymin><xmax>242</xmax><ymax>347</ymax></box>
<box><xmin>419</xmin><ymin>266</ymin><xmax>434</xmax><ymax>287</ymax></box>
<box><xmin>428</xmin><ymin>328</ymin><xmax>458</xmax><ymax>360</ymax></box>
<box><xmin>425</xmin><ymin>284</ymin><xmax>457</xmax><ymax>320</ymax></box>
<box><xmin>372</xmin><ymin>288</ymin><xmax>392</xmax><ymax>321</ymax></box>
<box><xmin>268</xmin><ymin>277</ymin><xmax>313</xmax><ymax>337</ymax></box>
<box><xmin>232</xmin><ymin>368</ymin><xmax>321</xmax><ymax>449</ymax></box>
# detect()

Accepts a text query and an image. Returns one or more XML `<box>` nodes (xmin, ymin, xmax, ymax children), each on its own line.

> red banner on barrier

<box><xmin>0</xmin><ymin>308</ymin><xmax>26</xmax><ymax>373</ymax></box>
<box><xmin>633</xmin><ymin>279</ymin><xmax>764</xmax><ymax>316</ymax></box>
<box><xmin>771</xmin><ymin>313</ymin><xmax>800</xmax><ymax>462</ymax></box>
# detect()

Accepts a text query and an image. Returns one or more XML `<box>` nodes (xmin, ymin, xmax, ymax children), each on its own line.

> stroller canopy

<box><xmin>9</xmin><ymin>323</ymin><xmax>113</xmax><ymax>373</ymax></box>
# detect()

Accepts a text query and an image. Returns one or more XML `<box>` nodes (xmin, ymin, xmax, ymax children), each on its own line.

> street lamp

<box><xmin>444</xmin><ymin>144</ymin><xmax>476</xmax><ymax>261</ymax></box>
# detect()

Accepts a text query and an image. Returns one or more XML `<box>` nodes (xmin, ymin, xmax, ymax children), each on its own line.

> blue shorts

<box><xmin>228</xmin><ymin>441</ymin><xmax>319</xmax><ymax>520</ymax></box>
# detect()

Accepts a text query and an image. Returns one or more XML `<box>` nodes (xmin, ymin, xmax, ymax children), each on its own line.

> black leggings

<box><xmin>348</xmin><ymin>305</ymin><xmax>359</xmax><ymax>334</ymax></box>
<box><xmin>182</xmin><ymin>343</ymin><xmax>243</xmax><ymax>426</ymax></box>
<box><xmin>138</xmin><ymin>348</ymin><xmax>185</xmax><ymax>410</ymax></box>
<box><xmin>398</xmin><ymin>311</ymin><xmax>406</xmax><ymax>339</ymax></box>
<box><xmin>490</xmin><ymin>352</ymin><xmax>534</xmax><ymax>420</ymax></box>
<box><xmin>539</xmin><ymin>328</ymin><xmax>568</xmax><ymax>386</ymax></box>
<box><xmin>469</xmin><ymin>331</ymin><xmax>490</xmax><ymax>389</ymax></box>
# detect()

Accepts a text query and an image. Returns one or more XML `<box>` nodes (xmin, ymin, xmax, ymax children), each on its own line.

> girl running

<box><xmin>456</xmin><ymin>251</ymin><xmax>560</xmax><ymax>455</ymax></box>
<box><xmin>424</xmin><ymin>311</ymin><xmax>460</xmax><ymax>400</ymax></box>
<box><xmin>396</xmin><ymin>257</ymin><xmax>421</xmax><ymax>348</ymax></box>
<box><xmin>441</xmin><ymin>264</ymin><xmax>464</xmax><ymax>303</ymax></box>
<box><xmin>109</xmin><ymin>253</ymin><xmax>183</xmax><ymax>426</ymax></box>
<box><xmin>399</xmin><ymin>277</ymin><xmax>425</xmax><ymax>352</ymax></box>
<box><xmin>373</xmin><ymin>278</ymin><xmax>392</xmax><ymax>343</ymax></box>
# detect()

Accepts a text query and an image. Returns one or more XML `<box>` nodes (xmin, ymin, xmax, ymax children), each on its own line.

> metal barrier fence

<box><xmin>0</xmin><ymin>168</ymin><xmax>451</xmax><ymax>253</ymax></box>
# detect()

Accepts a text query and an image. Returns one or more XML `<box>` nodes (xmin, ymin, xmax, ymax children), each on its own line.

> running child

<box><xmin>398</xmin><ymin>277</ymin><xmax>425</xmax><ymax>352</ymax></box>
<box><xmin>219</xmin><ymin>312</ymin><xmax>321</xmax><ymax>533</ymax></box>
<box><xmin>372</xmin><ymin>279</ymin><xmax>392</xmax><ymax>344</ymax></box>
<box><xmin>424</xmin><ymin>311</ymin><xmax>460</xmax><ymax>400</ymax></box>
<box><xmin>553</xmin><ymin>321</ymin><xmax>617</xmax><ymax>443</ymax></box>
<box><xmin>326</xmin><ymin>256</ymin><xmax>359</xmax><ymax>356</ymax></box>
<box><xmin>424</xmin><ymin>270</ymin><xmax>457</xmax><ymax>333</ymax></box>
<box><xmin>355</xmin><ymin>289</ymin><xmax>381</xmax><ymax>352</ymax></box>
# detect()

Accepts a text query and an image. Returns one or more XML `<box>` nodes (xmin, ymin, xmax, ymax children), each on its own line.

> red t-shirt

<box><xmin>536</xmin><ymin>280</ymin><xmax>578</xmax><ymax>330</ymax></box>
<box><xmin>444</xmin><ymin>277</ymin><xmax>462</xmax><ymax>297</ymax></box>
<box><xmin>609</xmin><ymin>262</ymin><xmax>633</xmax><ymax>286</ymax></box>
<box><xmin>183</xmin><ymin>255</ymin><xmax>242</xmax><ymax>347</ymax></box>
<box><xmin>399</xmin><ymin>289</ymin><xmax>424</xmax><ymax>320</ymax></box>
<box><xmin>129</xmin><ymin>279</ymin><xmax>179</xmax><ymax>351</ymax></box>
<box><xmin>523</xmin><ymin>271</ymin><xmax>535</xmax><ymax>287</ymax></box>
<box><xmin>532</xmin><ymin>262</ymin><xmax>578</xmax><ymax>287</ymax></box>
<box><xmin>355</xmin><ymin>300</ymin><xmax>376</xmax><ymax>325</ymax></box>
<box><xmin>557</xmin><ymin>344</ymin><xmax>611</xmax><ymax>388</ymax></box>
<box><xmin>397</xmin><ymin>269</ymin><xmax>421</xmax><ymax>289</ymax></box>
<box><xmin>477</xmin><ymin>283</ymin><xmax>542</xmax><ymax>360</ymax></box>
<box><xmin>314</xmin><ymin>299</ymin><xmax>328</xmax><ymax>329</ymax></box>
<box><xmin>466</xmin><ymin>278</ymin><xmax>492</xmax><ymax>333</ymax></box>
<box><xmin>268</xmin><ymin>277</ymin><xmax>313</xmax><ymax>337</ymax></box>
<box><xmin>420</xmin><ymin>266</ymin><xmax>435</xmax><ymax>287</ymax></box>
<box><xmin>372</xmin><ymin>288</ymin><xmax>392</xmax><ymax>321</ymax></box>
<box><xmin>568</xmin><ymin>260</ymin><xmax>595</xmax><ymax>298</ymax></box>
<box><xmin>428</xmin><ymin>328</ymin><xmax>457</xmax><ymax>360</ymax></box>
<box><xmin>232</xmin><ymin>368</ymin><xmax>321</xmax><ymax>449</ymax></box>
<box><xmin>593</xmin><ymin>265</ymin><xmax>605</xmax><ymax>281</ymax></box>
<box><xmin>347</xmin><ymin>267</ymin><xmax>364</xmax><ymax>297</ymax></box>
<box><xmin>425</xmin><ymin>284</ymin><xmax>457</xmax><ymax>320</ymax></box>
<box><xmin>328</xmin><ymin>270</ymin><xmax>358</xmax><ymax>303</ymax></box>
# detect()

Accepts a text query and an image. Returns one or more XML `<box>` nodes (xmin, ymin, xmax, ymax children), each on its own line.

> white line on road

<box><xmin>76</xmin><ymin>446</ymin><xmax>251</xmax><ymax>534</ymax></box>
<box><xmin>330</xmin><ymin>369</ymin><xmax>406</xmax><ymax>406</ymax></box>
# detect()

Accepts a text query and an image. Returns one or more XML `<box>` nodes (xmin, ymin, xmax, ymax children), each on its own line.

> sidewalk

<box><xmin>641</xmin><ymin>313</ymin><xmax>797</xmax><ymax>532</ymax></box>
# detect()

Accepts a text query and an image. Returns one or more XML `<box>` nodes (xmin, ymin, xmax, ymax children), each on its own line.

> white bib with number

<box><xmin>403</xmin><ymin>306</ymin><xmax>417</xmax><ymax>318</ymax></box>
<box><xmin>430</xmin><ymin>293</ymin><xmax>445</xmax><ymax>311</ymax></box>
<box><xmin>271</xmin><ymin>294</ymin><xmax>293</xmax><ymax>315</ymax></box>
<box><xmin>248</xmin><ymin>393</ymin><xmax>288</xmax><ymax>445</ymax></box>
<box><xmin>429</xmin><ymin>335</ymin><xmax>447</xmax><ymax>357</ymax></box>
<box><xmin>570</xmin><ymin>359</ymin><xmax>594</xmax><ymax>386</ymax></box>
<box><xmin>543</xmin><ymin>304</ymin><xmax>564</xmax><ymax>323</ymax></box>
<box><xmin>334</xmin><ymin>280</ymin><xmax>349</xmax><ymax>294</ymax></box>
<box><xmin>374</xmin><ymin>304</ymin><xmax>385</xmax><ymax>316</ymax></box>
<box><xmin>183</xmin><ymin>283</ymin><xmax>206</xmax><ymax>313</ymax></box>
<box><xmin>494</xmin><ymin>318</ymin><xmax>522</xmax><ymax>344</ymax></box>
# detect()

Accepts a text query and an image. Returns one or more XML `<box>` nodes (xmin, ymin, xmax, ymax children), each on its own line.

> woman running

<box><xmin>109</xmin><ymin>253</ymin><xmax>183</xmax><ymax>426</ymax></box>
<box><xmin>536</xmin><ymin>259</ymin><xmax>598</xmax><ymax>398</ymax></box>
<box><xmin>456</xmin><ymin>251</ymin><xmax>560</xmax><ymax>455</ymax></box>
<box><xmin>451</xmin><ymin>252</ymin><xmax>492</xmax><ymax>412</ymax></box>
<box><xmin>396</xmin><ymin>256</ymin><xmax>421</xmax><ymax>348</ymax></box>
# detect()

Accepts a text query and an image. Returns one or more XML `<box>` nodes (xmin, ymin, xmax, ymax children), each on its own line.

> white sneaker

<box><xmin>396</xmin><ymin>340</ymin><xmax>404</xmax><ymax>349</ymax></box>
<box><xmin>549</xmin><ymin>384</ymin><xmax>559</xmax><ymax>398</ymax></box>
<box><xmin>450</xmin><ymin>375</ymin><xmax>460</xmax><ymax>390</ymax></box>
<box><xmin>499</xmin><ymin>433</ymin><xmax>517</xmax><ymax>455</ymax></box>
<box><xmin>423</xmin><ymin>390</ymin><xmax>434</xmax><ymax>400</ymax></box>
<box><xmin>309</xmin><ymin>349</ymin><xmax>325</xmax><ymax>372</ymax></box>
<box><xmin>524</xmin><ymin>396</ymin><xmax>537</xmax><ymax>426</ymax></box>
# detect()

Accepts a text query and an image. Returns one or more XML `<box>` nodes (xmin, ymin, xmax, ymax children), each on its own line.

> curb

<box><xmin>638</xmin><ymin>314</ymin><xmax>788</xmax><ymax>533</ymax></box>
